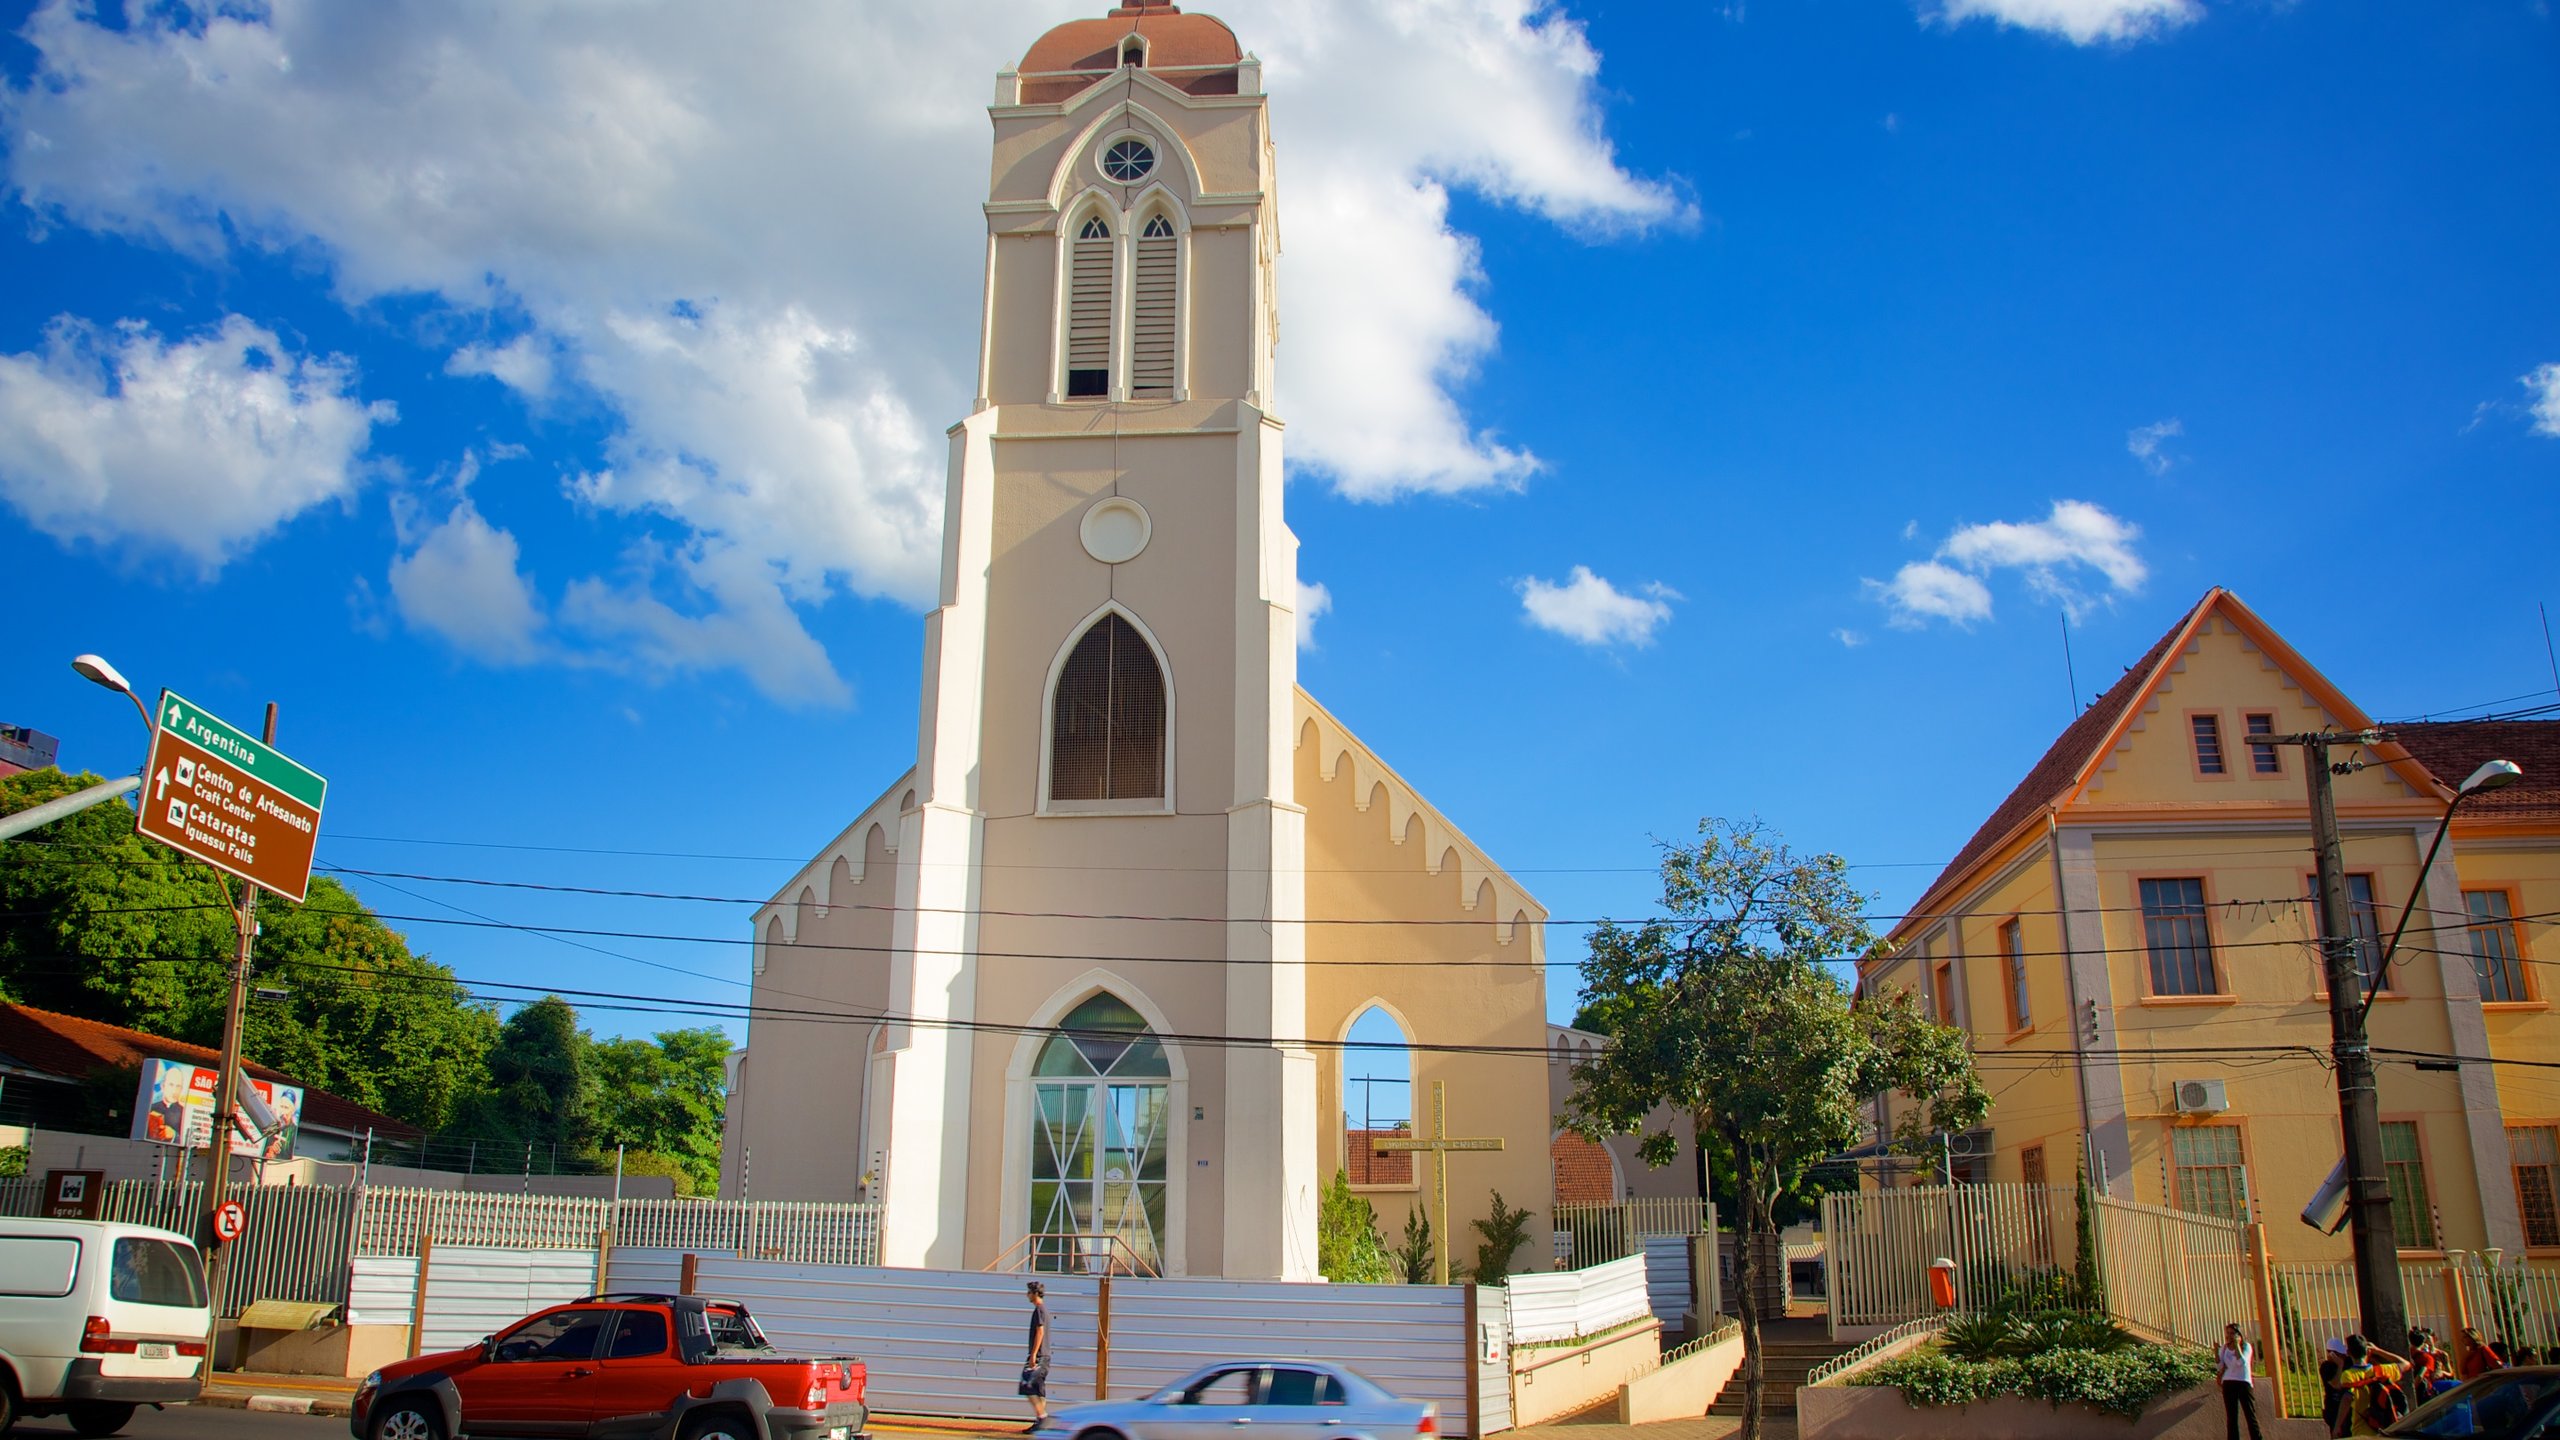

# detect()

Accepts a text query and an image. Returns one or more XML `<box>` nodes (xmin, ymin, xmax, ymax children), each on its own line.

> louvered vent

<box><xmin>1050</xmin><ymin>614</ymin><xmax>1166</xmax><ymax>802</ymax></box>
<box><xmin>1067</xmin><ymin>215</ymin><xmax>1114</xmax><ymax>399</ymax></box>
<box><xmin>1130</xmin><ymin>214</ymin><xmax>1178</xmax><ymax>399</ymax></box>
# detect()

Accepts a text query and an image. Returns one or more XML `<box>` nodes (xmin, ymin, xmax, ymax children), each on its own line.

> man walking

<box><xmin>1021</xmin><ymin>1280</ymin><xmax>1051</xmax><ymax>1432</ymax></box>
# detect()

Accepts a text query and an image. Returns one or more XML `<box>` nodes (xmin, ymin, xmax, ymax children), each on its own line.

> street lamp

<box><xmin>71</xmin><ymin>653</ymin><xmax>156</xmax><ymax>736</ymax></box>
<box><xmin>2363</xmin><ymin>758</ymin><xmax>2524</xmax><ymax>1024</ymax></box>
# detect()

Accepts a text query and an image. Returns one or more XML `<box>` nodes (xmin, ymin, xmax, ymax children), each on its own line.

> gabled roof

<box><xmin>1893</xmin><ymin>588</ymin><xmax>2445</xmax><ymax>944</ymax></box>
<box><xmin>2393</xmin><ymin>720</ymin><xmax>2560</xmax><ymax>821</ymax></box>
<box><xmin>0</xmin><ymin>1003</ymin><xmax>421</xmax><ymax>1139</ymax></box>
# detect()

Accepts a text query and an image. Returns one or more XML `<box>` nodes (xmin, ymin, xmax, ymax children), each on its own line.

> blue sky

<box><xmin>2</xmin><ymin>0</ymin><xmax>2555</xmax><ymax>1064</ymax></box>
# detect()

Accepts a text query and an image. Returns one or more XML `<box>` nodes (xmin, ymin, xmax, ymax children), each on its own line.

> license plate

<box><xmin>824</xmin><ymin>1429</ymin><xmax>847</xmax><ymax>1440</ymax></box>
<box><xmin>138</xmin><ymin>1343</ymin><xmax>173</xmax><ymax>1360</ymax></box>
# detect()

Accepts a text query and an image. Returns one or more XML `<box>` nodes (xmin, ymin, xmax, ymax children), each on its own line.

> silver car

<box><xmin>1035</xmin><ymin>1361</ymin><xmax>1437</xmax><ymax>1440</ymax></box>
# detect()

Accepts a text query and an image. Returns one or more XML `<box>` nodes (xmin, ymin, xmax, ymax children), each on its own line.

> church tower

<box><xmin>726</xmin><ymin>2</ymin><xmax>1559</xmax><ymax>1284</ymax></box>
<box><xmin>887</xmin><ymin>0</ymin><xmax>1309</xmax><ymax>1279</ymax></box>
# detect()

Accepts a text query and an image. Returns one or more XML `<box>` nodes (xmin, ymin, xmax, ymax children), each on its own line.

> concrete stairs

<box><xmin>1705</xmin><ymin>1321</ymin><xmax>1857</xmax><ymax>1418</ymax></box>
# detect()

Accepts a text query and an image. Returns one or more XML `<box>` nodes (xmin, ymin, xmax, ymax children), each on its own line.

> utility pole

<box><xmin>2289</xmin><ymin>728</ymin><xmax>2408</xmax><ymax>1349</ymax></box>
<box><xmin>198</xmin><ymin>702</ymin><xmax>276</xmax><ymax>1313</ymax></box>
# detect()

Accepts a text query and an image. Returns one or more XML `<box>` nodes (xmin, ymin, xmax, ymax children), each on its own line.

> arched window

<box><xmin>1049</xmin><ymin>613</ymin><xmax>1166</xmax><ymax>803</ymax></box>
<box><xmin>1343</xmin><ymin>1005</ymin><xmax>1414</xmax><ymax>1187</ymax></box>
<box><xmin>1030</xmin><ymin>992</ymin><xmax>1172</xmax><ymax>1271</ymax></box>
<box><xmin>1066</xmin><ymin>214</ymin><xmax>1114</xmax><ymax>398</ymax></box>
<box><xmin>1130</xmin><ymin>212</ymin><xmax>1178</xmax><ymax>399</ymax></box>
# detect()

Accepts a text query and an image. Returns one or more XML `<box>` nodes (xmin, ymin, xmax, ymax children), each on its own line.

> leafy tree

<box><xmin>1</xmin><ymin>769</ymin><xmax>499</xmax><ymax>1130</ymax></box>
<box><xmin>1318</xmin><ymin>1170</ymin><xmax>1395</xmax><ymax>1283</ymax></box>
<box><xmin>1395</xmin><ymin>1204</ymin><xmax>1436</xmax><ymax>1285</ymax></box>
<box><xmin>589</xmin><ymin>1027</ymin><xmax>730</xmax><ymax>1195</ymax></box>
<box><xmin>1562</xmin><ymin>818</ymin><xmax>1988</xmax><ymax>1440</ymax></box>
<box><xmin>445</xmin><ymin>995</ymin><xmax>596</xmax><ymax>1163</ymax></box>
<box><xmin>1467</xmin><ymin>1190</ymin><xmax>1537</xmax><ymax>1287</ymax></box>
<box><xmin>613</xmin><ymin>1148</ymin><xmax>704</xmax><ymax>1198</ymax></box>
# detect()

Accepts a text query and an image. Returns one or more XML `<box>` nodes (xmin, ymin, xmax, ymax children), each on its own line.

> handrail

<box><xmin>1804</xmin><ymin>1316</ymin><xmax>1945</xmax><ymax>1388</ymax></box>
<box><xmin>983</xmin><ymin>1232</ymin><xmax>1162</xmax><ymax>1279</ymax></box>
<box><xmin>1661</xmin><ymin>1318</ymin><xmax>1739</xmax><ymax>1364</ymax></box>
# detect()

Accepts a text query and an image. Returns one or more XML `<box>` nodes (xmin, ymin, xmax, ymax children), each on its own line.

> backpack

<box><xmin>2363</xmin><ymin>1369</ymin><xmax>2408</xmax><ymax>1429</ymax></box>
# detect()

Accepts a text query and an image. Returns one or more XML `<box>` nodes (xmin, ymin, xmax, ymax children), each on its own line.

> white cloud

<box><xmin>389</xmin><ymin>498</ymin><xmax>546</xmax><ymax>663</ymax></box>
<box><xmin>1519</xmin><ymin>565</ymin><xmax>1677</xmax><ymax>647</ymax></box>
<box><xmin>2523</xmin><ymin>363</ymin><xmax>2560</xmax><ymax>438</ymax></box>
<box><xmin>447</xmin><ymin>335</ymin><xmax>557</xmax><ymax>402</ymax></box>
<box><xmin>2</xmin><ymin>0</ymin><xmax>1679</xmax><ymax>686</ymax></box>
<box><xmin>1834</xmin><ymin>628</ymin><xmax>1866</xmax><ymax>648</ymax></box>
<box><xmin>562</xmin><ymin>540</ymin><xmax>851</xmax><ymax>708</ymax></box>
<box><xmin>1934</xmin><ymin>0</ymin><xmax>2203</xmax><ymax>45</ymax></box>
<box><xmin>0</xmin><ymin>314</ymin><xmax>390</xmax><ymax>574</ymax></box>
<box><xmin>2126</xmin><ymin>417</ymin><xmax>2182</xmax><ymax>475</ymax></box>
<box><xmin>1869</xmin><ymin>500</ymin><xmax>2145</xmax><ymax>628</ymax></box>
<box><xmin>1867</xmin><ymin>560</ymin><xmax>1994</xmax><ymax>629</ymax></box>
<box><xmin>1296</xmin><ymin>578</ymin><xmax>1334</xmax><ymax>651</ymax></box>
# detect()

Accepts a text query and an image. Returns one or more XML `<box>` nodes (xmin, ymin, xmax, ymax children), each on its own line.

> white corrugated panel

<box><xmin>1107</xmin><ymin>1277</ymin><xmax>1468</xmax><ymax>1424</ymax></box>
<box><xmin>1642</xmin><ymin>1235</ymin><xmax>1691</xmax><ymax>1322</ymax></box>
<box><xmin>603</xmin><ymin>1247</ymin><xmax>688</xmax><ymax>1297</ymax></box>
<box><xmin>691</xmin><ymin>1259</ymin><xmax>1101</xmax><ymax>1420</ymax></box>
<box><xmin>1504</xmin><ymin>1255</ymin><xmax>1647</xmax><ymax>1345</ymax></box>
<box><xmin>417</xmin><ymin>1246</ymin><xmax>602</xmax><ymax>1355</ymax></box>
<box><xmin>1472</xmin><ymin>1286</ymin><xmax>1512</xmax><ymax>1435</ymax></box>
<box><xmin>349</xmin><ymin>1256</ymin><xmax>419</xmax><ymax>1327</ymax></box>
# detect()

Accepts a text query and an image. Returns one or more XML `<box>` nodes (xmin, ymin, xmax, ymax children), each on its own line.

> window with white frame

<box><xmin>1066</xmin><ymin>215</ymin><xmax>1114</xmax><ymax>398</ymax></box>
<box><xmin>1130</xmin><ymin>213</ymin><xmax>1177</xmax><ymax>398</ymax></box>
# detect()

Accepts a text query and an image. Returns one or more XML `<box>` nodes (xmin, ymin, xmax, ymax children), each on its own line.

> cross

<box><xmin>1372</xmin><ymin>1079</ymin><xmax>1503</xmax><ymax>1286</ymax></box>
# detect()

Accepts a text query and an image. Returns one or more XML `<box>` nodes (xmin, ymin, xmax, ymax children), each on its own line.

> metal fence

<box><xmin>1820</xmin><ymin>1182</ymin><xmax>2079</xmax><ymax>1331</ymax></box>
<box><xmin>0</xmin><ymin>1179</ymin><xmax>881</xmax><ymax>1317</ymax></box>
<box><xmin>2268</xmin><ymin>1255</ymin><xmax>2560</xmax><ymax>1420</ymax></box>
<box><xmin>1552</xmin><ymin>1198</ymin><xmax>1713</xmax><ymax>1267</ymax></box>
<box><xmin>2090</xmin><ymin>1194</ymin><xmax>2251</xmax><ymax>1348</ymax></box>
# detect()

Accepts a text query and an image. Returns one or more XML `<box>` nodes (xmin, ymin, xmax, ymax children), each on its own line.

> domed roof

<box><xmin>1019</xmin><ymin>3</ymin><xmax>1243</xmax><ymax>104</ymax></box>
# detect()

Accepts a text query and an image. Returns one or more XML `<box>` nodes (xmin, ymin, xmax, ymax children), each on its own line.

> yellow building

<box><xmin>1862</xmin><ymin>587</ymin><xmax>2559</xmax><ymax>1263</ymax></box>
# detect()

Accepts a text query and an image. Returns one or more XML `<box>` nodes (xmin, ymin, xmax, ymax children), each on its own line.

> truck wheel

<box><xmin>369</xmin><ymin>1399</ymin><xmax>446</xmax><ymax>1440</ymax></box>
<box><xmin>65</xmin><ymin>1402</ymin><xmax>137</xmax><ymax>1438</ymax></box>
<box><xmin>678</xmin><ymin>1413</ymin><xmax>756</xmax><ymax>1440</ymax></box>
<box><xmin>1077</xmin><ymin>1428</ymin><xmax>1129</xmax><ymax>1440</ymax></box>
<box><xmin>0</xmin><ymin>1377</ymin><xmax>18</xmax><ymax>1435</ymax></box>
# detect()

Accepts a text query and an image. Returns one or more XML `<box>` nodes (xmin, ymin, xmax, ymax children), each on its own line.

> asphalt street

<box><xmin>9</xmin><ymin>1406</ymin><xmax>346</xmax><ymax>1439</ymax></box>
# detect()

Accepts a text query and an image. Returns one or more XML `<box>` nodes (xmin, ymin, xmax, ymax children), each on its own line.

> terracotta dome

<box><xmin>1018</xmin><ymin>3</ymin><xmax>1243</xmax><ymax>104</ymax></box>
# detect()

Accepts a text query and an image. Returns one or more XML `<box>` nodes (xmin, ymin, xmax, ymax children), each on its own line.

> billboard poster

<box><xmin>131</xmin><ymin>1056</ymin><xmax>302</xmax><ymax>1160</ymax></box>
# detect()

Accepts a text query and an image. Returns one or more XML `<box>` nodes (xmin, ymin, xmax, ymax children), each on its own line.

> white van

<box><xmin>0</xmin><ymin>1217</ymin><xmax>211</xmax><ymax>1436</ymax></box>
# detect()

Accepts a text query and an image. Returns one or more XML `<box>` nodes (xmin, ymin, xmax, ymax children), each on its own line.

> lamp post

<box><xmin>73</xmin><ymin>653</ymin><xmax>273</xmax><ymax>1303</ymax></box>
<box><xmin>2282</xmin><ymin>730</ymin><xmax>2520</xmax><ymax>1354</ymax></box>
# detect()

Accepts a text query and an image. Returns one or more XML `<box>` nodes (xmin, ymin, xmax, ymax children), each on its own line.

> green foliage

<box><xmin>446</xmin><ymin>996</ymin><xmax>596</xmax><ymax>1159</ymax></box>
<box><xmin>589</xmin><ymin>1027</ymin><xmax>729</xmax><ymax>1195</ymax></box>
<box><xmin>1940</xmin><ymin>1295</ymin><xmax>2135</xmax><ymax>1361</ymax></box>
<box><xmin>1856</xmin><ymin>1344</ymin><xmax>2216</xmax><ymax>1419</ymax></box>
<box><xmin>1395</xmin><ymin>1203</ymin><xmax>1436</xmax><ymax>1285</ymax></box>
<box><xmin>1318</xmin><ymin>1171</ymin><xmax>1394</xmax><ymax>1283</ymax></box>
<box><xmin>0</xmin><ymin>1145</ymin><xmax>24</xmax><ymax>1177</ymax></box>
<box><xmin>1468</xmin><ymin>1190</ymin><xmax>1536</xmax><ymax>1287</ymax></box>
<box><xmin>1560</xmin><ymin>818</ymin><xmax>1991</xmax><ymax>1429</ymax></box>
<box><xmin>613</xmin><ymin>1149</ymin><xmax>703</xmax><ymax>1198</ymax></box>
<box><xmin>0</xmin><ymin>770</ymin><xmax>500</xmax><ymax>1131</ymax></box>
<box><xmin>2074</xmin><ymin>1159</ymin><xmax>2108</xmax><ymax>1314</ymax></box>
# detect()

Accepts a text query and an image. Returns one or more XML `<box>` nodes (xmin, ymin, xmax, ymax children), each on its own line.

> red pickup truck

<box><xmin>350</xmin><ymin>1292</ymin><xmax>867</xmax><ymax>1440</ymax></box>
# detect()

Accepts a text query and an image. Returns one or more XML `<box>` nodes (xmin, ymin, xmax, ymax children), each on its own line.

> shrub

<box><xmin>1468</xmin><ymin>1190</ymin><xmax>1537</xmax><ymax>1287</ymax></box>
<box><xmin>1856</xmin><ymin>1344</ymin><xmax>2215</xmax><ymax>1419</ymax></box>
<box><xmin>1318</xmin><ymin>1171</ymin><xmax>1394</xmax><ymax>1283</ymax></box>
<box><xmin>1939</xmin><ymin>1294</ymin><xmax>2136</xmax><ymax>1361</ymax></box>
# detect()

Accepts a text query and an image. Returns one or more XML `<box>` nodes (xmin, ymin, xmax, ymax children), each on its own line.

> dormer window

<box><xmin>1123</xmin><ymin>42</ymin><xmax>1145</xmax><ymax>67</ymax></box>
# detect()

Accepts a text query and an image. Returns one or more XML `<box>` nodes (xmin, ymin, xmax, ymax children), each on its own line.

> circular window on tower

<box><xmin>1101</xmin><ymin>138</ymin><xmax>1156</xmax><ymax>184</ymax></box>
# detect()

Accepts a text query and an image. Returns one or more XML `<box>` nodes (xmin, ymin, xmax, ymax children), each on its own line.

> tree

<box><xmin>589</xmin><ymin>1027</ymin><xmax>730</xmax><ymax>1195</ymax></box>
<box><xmin>1467</xmin><ymin>1191</ymin><xmax>1536</xmax><ymax>1287</ymax></box>
<box><xmin>1562</xmin><ymin>818</ymin><xmax>1988</xmax><ymax>1440</ymax></box>
<box><xmin>1</xmin><ymin>769</ymin><xmax>500</xmax><ymax>1130</ymax></box>
<box><xmin>1394</xmin><ymin>1204</ymin><xmax>1436</xmax><ymax>1285</ymax></box>
<box><xmin>446</xmin><ymin>995</ymin><xmax>596</xmax><ymax>1164</ymax></box>
<box><xmin>1317</xmin><ymin>1170</ymin><xmax>1394</xmax><ymax>1283</ymax></box>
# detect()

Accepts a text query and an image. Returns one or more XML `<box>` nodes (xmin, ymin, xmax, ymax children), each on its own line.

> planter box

<box><xmin>1798</xmin><ymin>1378</ymin><xmax>2325</xmax><ymax>1440</ymax></box>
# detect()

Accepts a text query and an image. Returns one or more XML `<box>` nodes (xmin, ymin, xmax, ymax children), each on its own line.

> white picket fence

<box><xmin>1504</xmin><ymin>1253</ymin><xmax>1651</xmax><ymax>1345</ymax></box>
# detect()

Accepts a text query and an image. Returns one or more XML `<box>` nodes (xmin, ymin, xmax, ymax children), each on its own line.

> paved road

<box><xmin>9</xmin><ymin>1405</ymin><xmax>347</xmax><ymax>1439</ymax></box>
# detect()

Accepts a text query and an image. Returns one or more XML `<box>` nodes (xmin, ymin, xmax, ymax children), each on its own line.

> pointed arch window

<box><xmin>1130</xmin><ymin>213</ymin><xmax>1178</xmax><ymax>399</ymax></box>
<box><xmin>1049</xmin><ymin>613</ymin><xmax>1167</xmax><ymax>803</ymax></box>
<box><xmin>1067</xmin><ymin>215</ymin><xmax>1115</xmax><ymax>398</ymax></box>
<box><xmin>1030</xmin><ymin>992</ymin><xmax>1171</xmax><ymax>1272</ymax></box>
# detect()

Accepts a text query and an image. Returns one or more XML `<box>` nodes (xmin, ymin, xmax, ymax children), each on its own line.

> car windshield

<box><xmin>2392</xmin><ymin>1372</ymin><xmax>2558</xmax><ymax>1437</ymax></box>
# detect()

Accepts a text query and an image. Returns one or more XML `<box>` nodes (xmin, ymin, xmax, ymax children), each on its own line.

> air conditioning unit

<box><xmin>2174</xmin><ymin>1079</ymin><xmax>2229</xmax><ymax>1115</ymax></box>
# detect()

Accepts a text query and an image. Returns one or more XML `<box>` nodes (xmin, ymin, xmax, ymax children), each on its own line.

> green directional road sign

<box><xmin>135</xmin><ymin>692</ymin><xmax>327</xmax><ymax>902</ymax></box>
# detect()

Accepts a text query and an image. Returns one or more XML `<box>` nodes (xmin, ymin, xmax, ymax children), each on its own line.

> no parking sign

<box><xmin>213</xmin><ymin>1200</ymin><xmax>246</xmax><ymax>1244</ymax></box>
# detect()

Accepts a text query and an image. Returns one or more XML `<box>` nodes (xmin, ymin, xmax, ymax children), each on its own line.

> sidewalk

<box><xmin>201</xmin><ymin>1370</ymin><xmax>358</xmax><ymax>1417</ymax></box>
<box><xmin>1505</xmin><ymin>1418</ymin><xmax>1794</xmax><ymax>1440</ymax></box>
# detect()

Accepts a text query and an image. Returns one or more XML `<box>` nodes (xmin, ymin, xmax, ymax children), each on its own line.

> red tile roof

<box><xmin>0</xmin><ymin>1003</ymin><xmax>421</xmax><ymax>1139</ymax></box>
<box><xmin>2392</xmin><ymin>720</ymin><xmax>2560</xmax><ymax>821</ymax></box>
<box><xmin>1020</xmin><ymin>5</ymin><xmax>1244</xmax><ymax>103</ymax></box>
<box><xmin>1550</xmin><ymin>1131</ymin><xmax>1615</xmax><ymax>1208</ymax></box>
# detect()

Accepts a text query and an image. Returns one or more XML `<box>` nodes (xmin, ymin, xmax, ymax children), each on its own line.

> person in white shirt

<box><xmin>2218</xmin><ymin>1322</ymin><xmax>2265</xmax><ymax>1440</ymax></box>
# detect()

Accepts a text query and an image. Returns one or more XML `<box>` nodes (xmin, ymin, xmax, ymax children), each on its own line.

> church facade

<box><xmin>718</xmin><ymin>2</ymin><xmax>1554</xmax><ymax>1281</ymax></box>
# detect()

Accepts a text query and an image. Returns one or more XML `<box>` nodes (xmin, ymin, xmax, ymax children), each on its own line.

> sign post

<box><xmin>129</xmin><ymin>692</ymin><xmax>324</xmax><ymax>1314</ymax></box>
